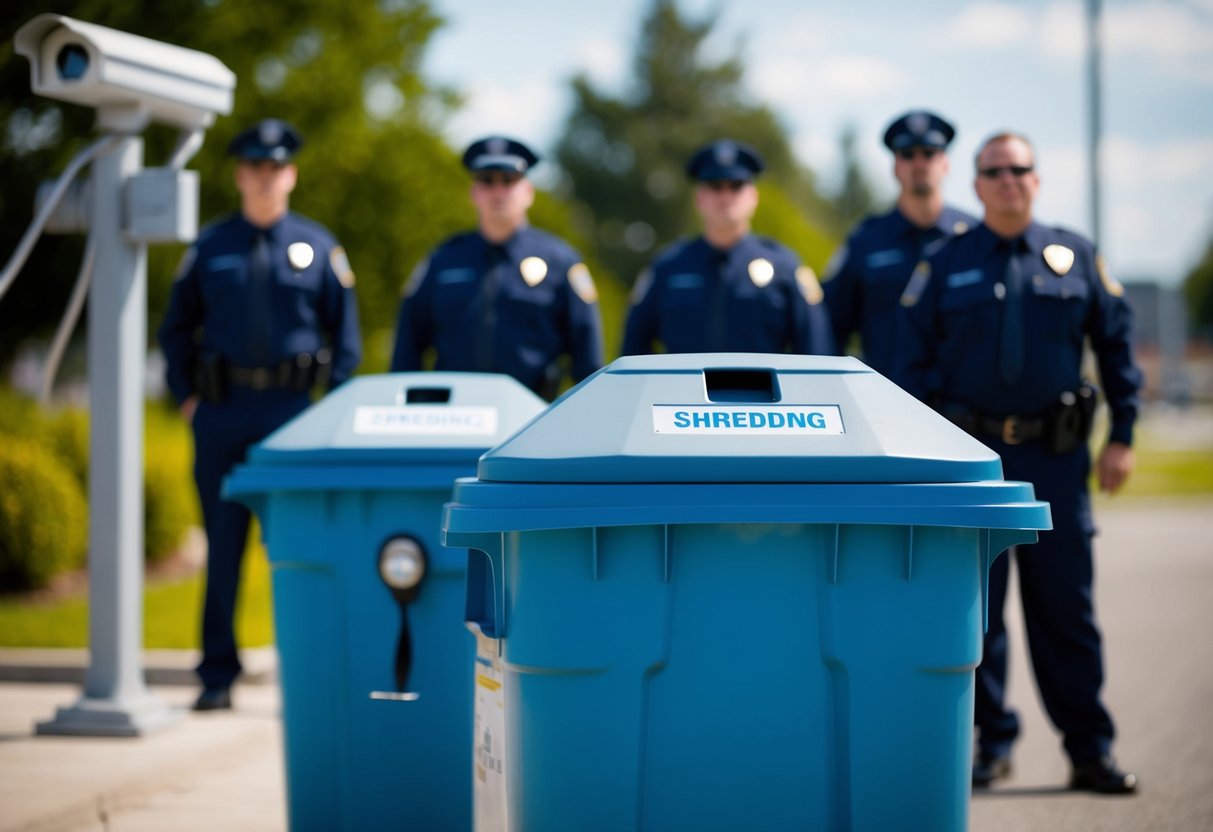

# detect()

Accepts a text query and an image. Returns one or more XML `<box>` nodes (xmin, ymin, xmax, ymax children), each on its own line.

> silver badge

<box><xmin>519</xmin><ymin>256</ymin><xmax>548</xmax><ymax>287</ymax></box>
<box><xmin>287</xmin><ymin>242</ymin><xmax>314</xmax><ymax>271</ymax></box>
<box><xmin>907</xmin><ymin>112</ymin><xmax>930</xmax><ymax>137</ymax></box>
<box><xmin>748</xmin><ymin>258</ymin><xmax>775</xmax><ymax>288</ymax></box>
<box><xmin>487</xmin><ymin>137</ymin><xmax>508</xmax><ymax>155</ymax></box>
<box><xmin>1042</xmin><ymin>244</ymin><xmax>1075</xmax><ymax>276</ymax></box>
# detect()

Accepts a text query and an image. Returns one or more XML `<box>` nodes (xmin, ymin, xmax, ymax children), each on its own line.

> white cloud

<box><xmin>444</xmin><ymin>79</ymin><xmax>567</xmax><ymax>151</ymax></box>
<box><xmin>577</xmin><ymin>36</ymin><xmax>628</xmax><ymax>89</ymax></box>
<box><xmin>933</xmin><ymin>1</ymin><xmax>1033</xmax><ymax>49</ymax></box>
<box><xmin>1106</xmin><ymin>2</ymin><xmax>1213</xmax><ymax>59</ymax></box>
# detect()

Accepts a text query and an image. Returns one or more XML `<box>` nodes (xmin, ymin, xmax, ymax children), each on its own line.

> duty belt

<box><xmin>939</xmin><ymin>403</ymin><xmax>1047</xmax><ymax>446</ymax></box>
<box><xmin>227</xmin><ymin>362</ymin><xmax>299</xmax><ymax>391</ymax></box>
<box><xmin>974</xmin><ymin>413</ymin><xmax>1047</xmax><ymax>446</ymax></box>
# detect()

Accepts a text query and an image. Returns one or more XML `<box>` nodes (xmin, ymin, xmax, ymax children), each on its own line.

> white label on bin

<box><xmin>651</xmin><ymin>404</ymin><xmax>845</xmax><ymax>435</ymax></box>
<box><xmin>473</xmin><ymin>643</ymin><xmax>509</xmax><ymax>832</ymax></box>
<box><xmin>352</xmin><ymin>405</ymin><xmax>499</xmax><ymax>436</ymax></box>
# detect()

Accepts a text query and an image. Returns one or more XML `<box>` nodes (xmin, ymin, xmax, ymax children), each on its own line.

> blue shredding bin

<box><xmin>442</xmin><ymin>354</ymin><xmax>1051</xmax><ymax>832</ymax></box>
<box><xmin>224</xmin><ymin>372</ymin><xmax>546</xmax><ymax>832</ymax></box>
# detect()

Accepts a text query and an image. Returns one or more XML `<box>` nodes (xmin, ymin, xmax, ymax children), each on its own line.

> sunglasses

<box><xmin>703</xmin><ymin>180</ymin><xmax>748</xmax><ymax>192</ymax></box>
<box><xmin>896</xmin><ymin>147</ymin><xmax>940</xmax><ymax>161</ymax></box>
<box><xmin>978</xmin><ymin>165</ymin><xmax>1034</xmax><ymax>179</ymax></box>
<box><xmin>474</xmin><ymin>173</ymin><xmax>523</xmax><ymax>187</ymax></box>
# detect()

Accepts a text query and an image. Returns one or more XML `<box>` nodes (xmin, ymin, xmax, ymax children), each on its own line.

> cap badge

<box><xmin>748</xmin><ymin>258</ymin><xmax>774</xmax><ymax>288</ymax></box>
<box><xmin>487</xmin><ymin>137</ymin><xmax>508</xmax><ymax>155</ymax></box>
<box><xmin>287</xmin><ymin>242</ymin><xmax>314</xmax><ymax>271</ymax></box>
<box><xmin>259</xmin><ymin>122</ymin><xmax>283</xmax><ymax>146</ymax></box>
<box><xmin>715</xmin><ymin>141</ymin><xmax>738</xmax><ymax>167</ymax></box>
<box><xmin>1042</xmin><ymin>244</ymin><xmax>1074</xmax><ymax>276</ymax></box>
<box><xmin>519</xmin><ymin>256</ymin><xmax>548</xmax><ymax>287</ymax></box>
<box><xmin>907</xmin><ymin>112</ymin><xmax>930</xmax><ymax>136</ymax></box>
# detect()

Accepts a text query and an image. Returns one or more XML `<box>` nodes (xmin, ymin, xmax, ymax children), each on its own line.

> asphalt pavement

<box><xmin>1</xmin><ymin>497</ymin><xmax>1211</xmax><ymax>831</ymax></box>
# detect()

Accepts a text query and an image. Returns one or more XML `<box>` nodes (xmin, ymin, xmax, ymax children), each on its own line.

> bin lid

<box><xmin>225</xmin><ymin>372</ymin><xmax>546</xmax><ymax>493</ymax></box>
<box><xmin>477</xmin><ymin>354</ymin><xmax>1003</xmax><ymax>484</ymax></box>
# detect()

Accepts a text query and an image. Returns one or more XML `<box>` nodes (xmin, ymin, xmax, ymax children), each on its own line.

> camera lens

<box><xmin>55</xmin><ymin>44</ymin><xmax>90</xmax><ymax>81</ymax></box>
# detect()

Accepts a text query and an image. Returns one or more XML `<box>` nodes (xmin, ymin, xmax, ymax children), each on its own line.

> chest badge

<box><xmin>748</xmin><ymin>258</ymin><xmax>774</xmax><ymax>288</ymax></box>
<box><xmin>1042</xmin><ymin>244</ymin><xmax>1074</xmax><ymax>276</ymax></box>
<box><xmin>287</xmin><ymin>242</ymin><xmax>315</xmax><ymax>271</ymax></box>
<box><xmin>519</xmin><ymin>256</ymin><xmax>548</xmax><ymax>287</ymax></box>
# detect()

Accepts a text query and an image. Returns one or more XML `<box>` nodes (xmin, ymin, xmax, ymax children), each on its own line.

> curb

<box><xmin>0</xmin><ymin>646</ymin><xmax>278</xmax><ymax>686</ymax></box>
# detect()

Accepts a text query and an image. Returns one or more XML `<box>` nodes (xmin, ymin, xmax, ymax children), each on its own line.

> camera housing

<box><xmin>15</xmin><ymin>14</ymin><xmax>235</xmax><ymax>132</ymax></box>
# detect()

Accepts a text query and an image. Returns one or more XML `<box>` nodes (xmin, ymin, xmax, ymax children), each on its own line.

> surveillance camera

<box><xmin>14</xmin><ymin>14</ymin><xmax>235</xmax><ymax>132</ymax></box>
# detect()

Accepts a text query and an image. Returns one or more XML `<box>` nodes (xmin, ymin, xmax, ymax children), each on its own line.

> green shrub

<box><xmin>143</xmin><ymin>402</ymin><xmax>199</xmax><ymax>562</ymax></box>
<box><xmin>46</xmin><ymin>408</ymin><xmax>89</xmax><ymax>488</ymax></box>
<box><xmin>0</xmin><ymin>442</ymin><xmax>88</xmax><ymax>591</ymax></box>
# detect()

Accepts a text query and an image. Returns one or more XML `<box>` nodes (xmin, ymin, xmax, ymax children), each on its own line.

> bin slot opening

<box><xmin>703</xmin><ymin>369</ymin><xmax>780</xmax><ymax>403</ymax></box>
<box><xmin>405</xmin><ymin>386</ymin><xmax>451</xmax><ymax>404</ymax></box>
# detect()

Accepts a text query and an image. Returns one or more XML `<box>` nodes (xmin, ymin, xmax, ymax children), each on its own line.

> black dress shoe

<box><xmin>1070</xmin><ymin>756</ymin><xmax>1138</xmax><ymax>794</ymax></box>
<box><xmin>972</xmin><ymin>752</ymin><xmax>1012</xmax><ymax>787</ymax></box>
<box><xmin>192</xmin><ymin>688</ymin><xmax>232</xmax><ymax>712</ymax></box>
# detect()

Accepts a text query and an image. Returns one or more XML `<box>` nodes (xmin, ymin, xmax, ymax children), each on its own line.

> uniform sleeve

<box><xmin>563</xmin><ymin>261</ymin><xmax>604</xmax><ymax>382</ymax></box>
<box><xmin>1085</xmin><ymin>249</ymin><xmax>1143</xmax><ymax>445</ymax></box>
<box><xmin>319</xmin><ymin>244</ymin><xmax>362</xmax><ymax>388</ymax></box>
<box><xmin>821</xmin><ymin>236</ymin><xmax>862</xmax><ymax>356</ymax></box>
<box><xmin>892</xmin><ymin>259</ymin><xmax>943</xmax><ymax>401</ymax></box>
<box><xmin>156</xmin><ymin>246</ymin><xmax>203</xmax><ymax>405</ymax></box>
<box><xmin>390</xmin><ymin>257</ymin><xmax>435</xmax><ymax>372</ymax></box>
<box><xmin>621</xmin><ymin>267</ymin><xmax>659</xmax><ymax>356</ymax></box>
<box><xmin>790</xmin><ymin>263</ymin><xmax>835</xmax><ymax>356</ymax></box>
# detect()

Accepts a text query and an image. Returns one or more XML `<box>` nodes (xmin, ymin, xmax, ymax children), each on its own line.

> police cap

<box><xmin>462</xmin><ymin>136</ymin><xmax>539</xmax><ymax>174</ymax></box>
<box><xmin>226</xmin><ymin>119</ymin><xmax>303</xmax><ymax>162</ymax></box>
<box><xmin>882</xmin><ymin>111</ymin><xmax>956</xmax><ymax>152</ymax></box>
<box><xmin>685</xmin><ymin>139</ymin><xmax>765</xmax><ymax>182</ymax></box>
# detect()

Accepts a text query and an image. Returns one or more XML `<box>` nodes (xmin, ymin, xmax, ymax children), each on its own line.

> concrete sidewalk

<box><xmin>2</xmin><ymin>498</ymin><xmax>1211</xmax><ymax>831</ymax></box>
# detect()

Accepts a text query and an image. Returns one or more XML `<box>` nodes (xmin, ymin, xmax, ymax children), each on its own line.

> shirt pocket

<box><xmin>1028</xmin><ymin>273</ymin><xmax>1089</xmax><ymax>342</ymax></box>
<box><xmin>939</xmin><ymin>280</ymin><xmax>1000</xmax><ymax>341</ymax></box>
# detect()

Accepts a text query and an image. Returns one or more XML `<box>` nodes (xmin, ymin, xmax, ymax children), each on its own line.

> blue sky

<box><xmin>424</xmin><ymin>0</ymin><xmax>1213</xmax><ymax>285</ymax></box>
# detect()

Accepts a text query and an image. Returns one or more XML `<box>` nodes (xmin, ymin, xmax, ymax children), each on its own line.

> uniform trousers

<box><xmin>975</xmin><ymin>438</ymin><xmax>1116</xmax><ymax>765</ymax></box>
<box><xmin>191</xmin><ymin>387</ymin><xmax>310</xmax><ymax>690</ymax></box>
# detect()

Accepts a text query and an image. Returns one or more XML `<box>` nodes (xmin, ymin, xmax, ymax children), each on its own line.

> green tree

<box><xmin>554</xmin><ymin>0</ymin><xmax>837</xmax><ymax>289</ymax></box>
<box><xmin>1183</xmin><ymin>232</ymin><xmax>1213</xmax><ymax>341</ymax></box>
<box><xmin>831</xmin><ymin>123</ymin><xmax>882</xmax><ymax>231</ymax></box>
<box><xmin>1</xmin><ymin>0</ymin><xmax>465</xmax><ymax>374</ymax></box>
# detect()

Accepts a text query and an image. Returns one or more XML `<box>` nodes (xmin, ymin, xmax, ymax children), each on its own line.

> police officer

<box><xmin>158</xmin><ymin>119</ymin><xmax>361</xmax><ymax>711</ymax></box>
<box><xmin>896</xmin><ymin>131</ymin><xmax>1140</xmax><ymax>793</ymax></box>
<box><xmin>822</xmin><ymin>110</ymin><xmax>975</xmax><ymax>377</ymax></box>
<box><xmin>390</xmin><ymin>136</ymin><xmax>603</xmax><ymax>398</ymax></box>
<box><xmin>621</xmin><ymin>139</ymin><xmax>833</xmax><ymax>356</ymax></box>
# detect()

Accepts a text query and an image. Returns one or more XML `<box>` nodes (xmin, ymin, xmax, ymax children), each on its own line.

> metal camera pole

<box><xmin>13</xmin><ymin>13</ymin><xmax>235</xmax><ymax>736</ymax></box>
<box><xmin>36</xmin><ymin>132</ymin><xmax>179</xmax><ymax>737</ymax></box>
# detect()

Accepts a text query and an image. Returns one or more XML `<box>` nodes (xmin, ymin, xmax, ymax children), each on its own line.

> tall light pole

<box><xmin>1086</xmin><ymin>0</ymin><xmax>1103</xmax><ymax>247</ymax></box>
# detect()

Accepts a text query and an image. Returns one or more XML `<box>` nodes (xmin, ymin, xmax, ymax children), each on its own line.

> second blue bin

<box><xmin>225</xmin><ymin>372</ymin><xmax>545</xmax><ymax>831</ymax></box>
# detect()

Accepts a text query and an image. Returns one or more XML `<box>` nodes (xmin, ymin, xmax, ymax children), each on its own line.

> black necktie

<box><xmin>248</xmin><ymin>231</ymin><xmax>272</xmax><ymax>364</ymax></box>
<box><xmin>709</xmin><ymin>249</ymin><xmax>728</xmax><ymax>352</ymax></box>
<box><xmin>1000</xmin><ymin>243</ymin><xmax>1025</xmax><ymax>386</ymax></box>
<box><xmin>475</xmin><ymin>246</ymin><xmax>504</xmax><ymax>371</ymax></box>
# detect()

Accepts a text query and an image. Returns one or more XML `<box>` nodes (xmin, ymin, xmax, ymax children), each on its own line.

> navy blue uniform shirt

<box><xmin>390</xmin><ymin>225</ymin><xmax>603</xmax><ymax>393</ymax></box>
<box><xmin>158</xmin><ymin>212</ymin><xmax>362</xmax><ymax>403</ymax></box>
<box><xmin>621</xmin><ymin>234</ymin><xmax>834</xmax><ymax>356</ymax></box>
<box><xmin>896</xmin><ymin>221</ymin><xmax>1141</xmax><ymax>445</ymax></box>
<box><xmin>823</xmin><ymin>205</ymin><xmax>975</xmax><ymax>377</ymax></box>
